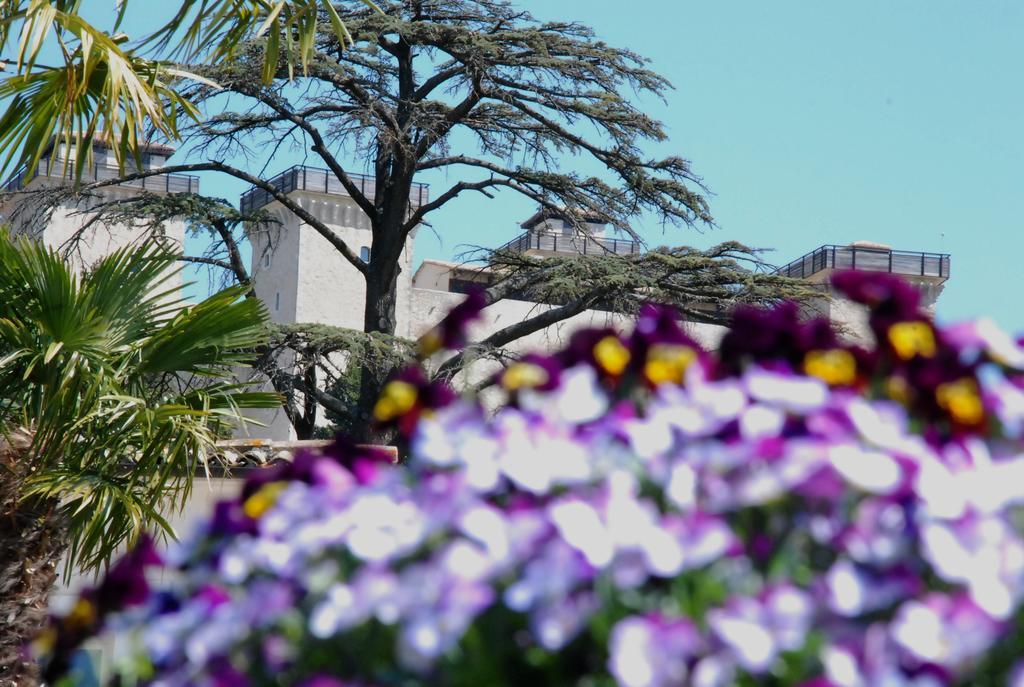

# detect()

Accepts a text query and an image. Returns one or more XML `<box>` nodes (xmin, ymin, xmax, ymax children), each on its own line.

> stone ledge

<box><xmin>212</xmin><ymin>439</ymin><xmax>399</xmax><ymax>473</ymax></box>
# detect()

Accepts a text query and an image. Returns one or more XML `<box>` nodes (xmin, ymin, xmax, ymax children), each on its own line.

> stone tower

<box><xmin>241</xmin><ymin>166</ymin><xmax>428</xmax><ymax>336</ymax></box>
<box><xmin>238</xmin><ymin>166</ymin><xmax>429</xmax><ymax>440</ymax></box>
<box><xmin>775</xmin><ymin>240</ymin><xmax>951</xmax><ymax>342</ymax></box>
<box><xmin>0</xmin><ymin>138</ymin><xmax>198</xmax><ymax>292</ymax></box>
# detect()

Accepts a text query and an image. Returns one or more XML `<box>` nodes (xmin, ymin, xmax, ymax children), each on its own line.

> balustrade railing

<box><xmin>494</xmin><ymin>230</ymin><xmax>641</xmax><ymax>257</ymax></box>
<box><xmin>775</xmin><ymin>245</ymin><xmax>950</xmax><ymax>280</ymax></box>
<box><xmin>239</xmin><ymin>166</ymin><xmax>430</xmax><ymax>214</ymax></box>
<box><xmin>1</xmin><ymin>156</ymin><xmax>199</xmax><ymax>194</ymax></box>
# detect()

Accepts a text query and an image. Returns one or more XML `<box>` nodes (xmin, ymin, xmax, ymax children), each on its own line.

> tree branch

<box><xmin>251</xmin><ymin>93</ymin><xmax>376</xmax><ymax>217</ymax></box>
<box><xmin>401</xmin><ymin>176</ymin><xmax>514</xmax><ymax>233</ymax></box>
<box><xmin>210</xmin><ymin>219</ymin><xmax>252</xmax><ymax>292</ymax></box>
<box><xmin>74</xmin><ymin>162</ymin><xmax>368</xmax><ymax>274</ymax></box>
<box><xmin>436</xmin><ymin>288</ymin><xmax>609</xmax><ymax>379</ymax></box>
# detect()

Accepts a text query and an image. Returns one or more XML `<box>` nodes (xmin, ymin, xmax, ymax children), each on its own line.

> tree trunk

<box><xmin>354</xmin><ymin>256</ymin><xmax>402</xmax><ymax>442</ymax></box>
<box><xmin>294</xmin><ymin>361</ymin><xmax>319</xmax><ymax>440</ymax></box>
<box><xmin>0</xmin><ymin>431</ymin><xmax>66</xmax><ymax>687</ymax></box>
<box><xmin>362</xmin><ymin>262</ymin><xmax>400</xmax><ymax>337</ymax></box>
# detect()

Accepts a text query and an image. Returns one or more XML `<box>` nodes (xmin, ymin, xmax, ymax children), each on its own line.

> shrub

<box><xmin>37</xmin><ymin>273</ymin><xmax>1024</xmax><ymax>686</ymax></box>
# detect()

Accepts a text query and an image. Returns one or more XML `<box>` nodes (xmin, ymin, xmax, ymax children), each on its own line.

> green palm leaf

<box><xmin>0</xmin><ymin>0</ymin><xmax>380</xmax><ymax>181</ymax></box>
<box><xmin>0</xmin><ymin>228</ymin><xmax>280</xmax><ymax>573</ymax></box>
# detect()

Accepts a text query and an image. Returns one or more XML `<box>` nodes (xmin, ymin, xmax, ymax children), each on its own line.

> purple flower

<box><xmin>504</xmin><ymin>538</ymin><xmax>593</xmax><ymax>612</ymax></box>
<box><xmin>373</xmin><ymin>367</ymin><xmax>458</xmax><ymax>438</ymax></box>
<box><xmin>417</xmin><ymin>285</ymin><xmax>487</xmax><ymax>356</ymax></box>
<box><xmin>831</xmin><ymin>270</ymin><xmax>922</xmax><ymax>330</ymax></box>
<box><xmin>821</xmin><ymin>559</ymin><xmax>921</xmax><ymax>617</ymax></box>
<box><xmin>210</xmin><ymin>499</ymin><xmax>259</xmax><ymax>537</ymax></box>
<box><xmin>609</xmin><ymin>614</ymin><xmax>702</xmax><ymax>687</ymax></box>
<box><xmin>836</xmin><ymin>497</ymin><xmax>914</xmax><ymax>566</ymax></box>
<box><xmin>530</xmin><ymin>592</ymin><xmax>599</xmax><ymax>650</ymax></box>
<box><xmin>40</xmin><ymin>277</ymin><xmax>1024</xmax><ymax>687</ymax></box>
<box><xmin>395</xmin><ymin>568</ymin><xmax>495</xmax><ymax>671</ymax></box>
<box><xmin>195</xmin><ymin>584</ymin><xmax>231</xmax><ymax>609</ymax></box>
<box><xmin>718</xmin><ymin>302</ymin><xmax>837</xmax><ymax>375</ymax></box>
<box><xmin>890</xmin><ymin>592</ymin><xmax>1003</xmax><ymax>670</ymax></box>
<box><xmin>708</xmin><ymin>585</ymin><xmax>814</xmax><ymax>673</ymax></box>
<box><xmin>497</xmin><ymin>353</ymin><xmax>564</xmax><ymax>393</ymax></box>
<box><xmin>1010</xmin><ymin>661</ymin><xmax>1024</xmax><ymax>687</ymax></box>
<box><xmin>95</xmin><ymin>534</ymin><xmax>162</xmax><ymax>611</ymax></box>
<box><xmin>261</xmin><ymin>635</ymin><xmax>293</xmax><ymax>672</ymax></box>
<box><xmin>297</xmin><ymin>677</ymin><xmax>347</xmax><ymax>687</ymax></box>
<box><xmin>630</xmin><ymin>304</ymin><xmax>706</xmax><ymax>387</ymax></box>
<box><xmin>920</xmin><ymin>514</ymin><xmax>1024</xmax><ymax>619</ymax></box>
<box><xmin>208</xmin><ymin>656</ymin><xmax>249</xmax><ymax>687</ymax></box>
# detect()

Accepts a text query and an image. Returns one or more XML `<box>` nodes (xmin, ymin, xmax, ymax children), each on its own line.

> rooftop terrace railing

<box><xmin>775</xmin><ymin>244</ymin><xmax>950</xmax><ymax>281</ymax></box>
<box><xmin>495</xmin><ymin>230</ymin><xmax>641</xmax><ymax>257</ymax></box>
<box><xmin>239</xmin><ymin>165</ymin><xmax>430</xmax><ymax>214</ymax></box>
<box><xmin>0</xmin><ymin>156</ymin><xmax>199</xmax><ymax>195</ymax></box>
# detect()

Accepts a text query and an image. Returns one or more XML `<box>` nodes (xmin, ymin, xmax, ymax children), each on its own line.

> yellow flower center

<box><xmin>936</xmin><ymin>378</ymin><xmax>985</xmax><ymax>426</ymax></box>
<box><xmin>804</xmin><ymin>349</ymin><xmax>857</xmax><ymax>386</ymax></box>
<box><xmin>502</xmin><ymin>362</ymin><xmax>550</xmax><ymax>390</ymax></box>
<box><xmin>887</xmin><ymin>321</ymin><xmax>937</xmax><ymax>360</ymax></box>
<box><xmin>373</xmin><ymin>380</ymin><xmax>419</xmax><ymax>422</ymax></box>
<box><xmin>65</xmin><ymin>598</ymin><xmax>97</xmax><ymax>630</ymax></box>
<box><xmin>886</xmin><ymin>376</ymin><xmax>913</xmax><ymax>404</ymax></box>
<box><xmin>644</xmin><ymin>344</ymin><xmax>697</xmax><ymax>385</ymax></box>
<box><xmin>243</xmin><ymin>481</ymin><xmax>288</xmax><ymax>519</ymax></box>
<box><xmin>417</xmin><ymin>329</ymin><xmax>444</xmax><ymax>357</ymax></box>
<box><xmin>593</xmin><ymin>335</ymin><xmax>631</xmax><ymax>376</ymax></box>
<box><xmin>31</xmin><ymin>627</ymin><xmax>57</xmax><ymax>655</ymax></box>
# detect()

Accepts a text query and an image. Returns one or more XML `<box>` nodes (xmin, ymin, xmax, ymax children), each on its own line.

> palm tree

<box><xmin>0</xmin><ymin>230</ymin><xmax>278</xmax><ymax>685</ymax></box>
<box><xmin>0</xmin><ymin>0</ymin><xmax>378</xmax><ymax>180</ymax></box>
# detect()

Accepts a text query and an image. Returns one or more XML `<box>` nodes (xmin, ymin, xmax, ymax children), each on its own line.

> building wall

<box><xmin>250</xmin><ymin>207</ymin><xmax>301</xmax><ymax>325</ymax></box>
<box><xmin>802</xmin><ymin>270</ymin><xmax>946</xmax><ymax>345</ymax></box>
<box><xmin>407</xmin><ymin>288</ymin><xmax>727</xmax><ymax>352</ymax></box>
<box><xmin>2</xmin><ymin>177</ymin><xmax>187</xmax><ymax>300</ymax></box>
<box><xmin>407</xmin><ymin>259</ymin><xmax>454</xmax><ymax>293</ymax></box>
<box><xmin>249</xmin><ymin>193</ymin><xmax>417</xmax><ymax>336</ymax></box>
<box><xmin>408</xmin><ymin>287</ymin><xmax>727</xmax><ymax>409</ymax></box>
<box><xmin>242</xmin><ymin>192</ymin><xmax>421</xmax><ymax>441</ymax></box>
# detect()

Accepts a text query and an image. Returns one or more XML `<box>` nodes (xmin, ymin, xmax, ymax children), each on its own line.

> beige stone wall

<box><xmin>408</xmin><ymin>287</ymin><xmax>728</xmax><ymax>410</ymax></box>
<box><xmin>248</xmin><ymin>193</ymin><xmax>417</xmax><ymax>336</ymax></box>
<box><xmin>49</xmin><ymin>476</ymin><xmax>244</xmax><ymax>611</ymax></box>
<box><xmin>409</xmin><ymin>259</ymin><xmax>454</xmax><ymax>292</ymax></box>
<box><xmin>243</xmin><ymin>192</ymin><xmax>419</xmax><ymax>440</ymax></box>
<box><xmin>3</xmin><ymin>182</ymin><xmax>187</xmax><ymax>298</ymax></box>
<box><xmin>250</xmin><ymin>207</ymin><xmax>301</xmax><ymax>325</ymax></box>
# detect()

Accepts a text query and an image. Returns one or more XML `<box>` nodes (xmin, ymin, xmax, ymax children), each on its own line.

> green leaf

<box><xmin>0</xmin><ymin>227</ymin><xmax>280</xmax><ymax>573</ymax></box>
<box><xmin>43</xmin><ymin>340</ymin><xmax>63</xmax><ymax>363</ymax></box>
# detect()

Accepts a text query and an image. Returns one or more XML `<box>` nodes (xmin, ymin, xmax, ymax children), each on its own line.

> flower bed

<box><xmin>39</xmin><ymin>273</ymin><xmax>1024</xmax><ymax>686</ymax></box>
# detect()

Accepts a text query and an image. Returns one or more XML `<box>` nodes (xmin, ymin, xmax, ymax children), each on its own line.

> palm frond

<box><xmin>0</xmin><ymin>229</ymin><xmax>281</xmax><ymax>572</ymax></box>
<box><xmin>0</xmin><ymin>0</ymin><xmax>381</xmax><ymax>181</ymax></box>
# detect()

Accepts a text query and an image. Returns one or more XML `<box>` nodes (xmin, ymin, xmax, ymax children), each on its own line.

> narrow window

<box><xmin>263</xmin><ymin>251</ymin><xmax>272</xmax><ymax>268</ymax></box>
<box><xmin>360</xmin><ymin>246</ymin><xmax>371</xmax><ymax>263</ymax></box>
<box><xmin>274</xmin><ymin>292</ymin><xmax>281</xmax><ymax>311</ymax></box>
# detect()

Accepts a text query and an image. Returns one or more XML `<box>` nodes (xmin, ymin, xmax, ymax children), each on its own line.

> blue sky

<box><xmin>493</xmin><ymin>1</ymin><xmax>1022</xmax><ymax>331</ymax></box>
<box><xmin>24</xmin><ymin>2</ymin><xmax>1024</xmax><ymax>330</ymax></box>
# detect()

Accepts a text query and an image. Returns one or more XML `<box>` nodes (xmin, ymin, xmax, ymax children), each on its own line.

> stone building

<box><xmin>0</xmin><ymin>155</ymin><xmax>952</xmax><ymax>440</ymax></box>
<box><xmin>1</xmin><ymin>155</ymin><xmax>952</xmax><ymax>653</ymax></box>
<box><xmin>0</xmin><ymin>139</ymin><xmax>198</xmax><ymax>292</ymax></box>
<box><xmin>239</xmin><ymin>165</ymin><xmax>951</xmax><ymax>439</ymax></box>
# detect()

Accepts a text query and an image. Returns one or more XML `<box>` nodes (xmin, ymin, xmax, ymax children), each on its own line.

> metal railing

<box><xmin>775</xmin><ymin>244</ymin><xmax>950</xmax><ymax>281</ymax></box>
<box><xmin>239</xmin><ymin>165</ymin><xmax>430</xmax><ymax>214</ymax></box>
<box><xmin>1</xmin><ymin>156</ymin><xmax>199</xmax><ymax>194</ymax></box>
<box><xmin>495</xmin><ymin>230</ymin><xmax>641</xmax><ymax>257</ymax></box>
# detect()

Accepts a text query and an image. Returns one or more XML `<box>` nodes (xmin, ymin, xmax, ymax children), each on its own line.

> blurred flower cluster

<box><xmin>39</xmin><ymin>273</ymin><xmax>1024</xmax><ymax>686</ymax></box>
